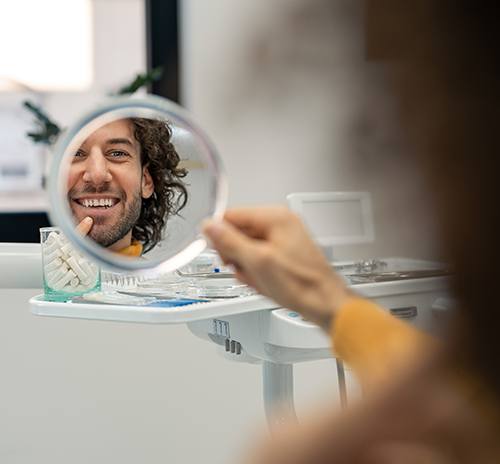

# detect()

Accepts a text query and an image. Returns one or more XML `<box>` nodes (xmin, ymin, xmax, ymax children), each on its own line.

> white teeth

<box><xmin>80</xmin><ymin>198</ymin><xmax>115</xmax><ymax>208</ymax></box>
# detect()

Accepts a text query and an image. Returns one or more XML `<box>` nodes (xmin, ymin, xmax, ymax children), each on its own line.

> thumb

<box><xmin>203</xmin><ymin>219</ymin><xmax>257</xmax><ymax>267</ymax></box>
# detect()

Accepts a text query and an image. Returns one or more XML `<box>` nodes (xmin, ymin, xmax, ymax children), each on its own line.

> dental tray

<box><xmin>30</xmin><ymin>293</ymin><xmax>281</xmax><ymax>324</ymax></box>
<box><xmin>335</xmin><ymin>257</ymin><xmax>449</xmax><ymax>284</ymax></box>
<box><xmin>30</xmin><ymin>257</ymin><xmax>449</xmax><ymax>331</ymax></box>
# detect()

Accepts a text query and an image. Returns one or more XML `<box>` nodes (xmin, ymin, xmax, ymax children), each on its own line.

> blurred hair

<box><xmin>131</xmin><ymin>118</ymin><xmax>188</xmax><ymax>253</ymax></box>
<box><xmin>367</xmin><ymin>1</ymin><xmax>500</xmax><ymax>391</ymax></box>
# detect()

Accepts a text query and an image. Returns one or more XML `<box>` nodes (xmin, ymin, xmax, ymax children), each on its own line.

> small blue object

<box><xmin>213</xmin><ymin>267</ymin><xmax>220</xmax><ymax>273</ymax></box>
<box><xmin>146</xmin><ymin>298</ymin><xmax>208</xmax><ymax>308</ymax></box>
<box><xmin>288</xmin><ymin>312</ymin><xmax>299</xmax><ymax>318</ymax></box>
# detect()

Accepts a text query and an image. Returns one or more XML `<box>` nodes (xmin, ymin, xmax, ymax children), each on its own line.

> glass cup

<box><xmin>40</xmin><ymin>226</ymin><xmax>101</xmax><ymax>301</ymax></box>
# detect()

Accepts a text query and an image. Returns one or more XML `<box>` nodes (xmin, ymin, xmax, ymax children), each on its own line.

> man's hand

<box><xmin>203</xmin><ymin>206</ymin><xmax>351</xmax><ymax>330</ymax></box>
<box><xmin>76</xmin><ymin>216</ymin><xmax>93</xmax><ymax>236</ymax></box>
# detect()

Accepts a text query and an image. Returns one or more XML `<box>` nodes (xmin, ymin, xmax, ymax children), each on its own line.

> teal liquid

<box><xmin>43</xmin><ymin>274</ymin><xmax>101</xmax><ymax>302</ymax></box>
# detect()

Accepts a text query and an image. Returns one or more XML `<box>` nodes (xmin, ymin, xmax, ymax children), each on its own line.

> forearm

<box><xmin>331</xmin><ymin>297</ymin><xmax>434</xmax><ymax>387</ymax></box>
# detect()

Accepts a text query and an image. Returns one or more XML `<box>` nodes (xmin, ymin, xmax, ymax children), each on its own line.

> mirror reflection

<box><xmin>67</xmin><ymin>117</ymin><xmax>188</xmax><ymax>257</ymax></box>
<box><xmin>50</xmin><ymin>96</ymin><xmax>225</xmax><ymax>273</ymax></box>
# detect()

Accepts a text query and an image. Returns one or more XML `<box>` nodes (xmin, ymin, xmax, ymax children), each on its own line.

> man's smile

<box><xmin>72</xmin><ymin>196</ymin><xmax>120</xmax><ymax>209</ymax></box>
<box><xmin>70</xmin><ymin>194</ymin><xmax>124</xmax><ymax>222</ymax></box>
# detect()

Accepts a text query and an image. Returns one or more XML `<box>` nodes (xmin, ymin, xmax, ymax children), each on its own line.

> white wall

<box><xmin>182</xmin><ymin>0</ymin><xmax>440</xmax><ymax>261</ymax></box>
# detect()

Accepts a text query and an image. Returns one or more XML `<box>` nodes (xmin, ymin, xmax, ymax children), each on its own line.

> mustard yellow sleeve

<box><xmin>331</xmin><ymin>297</ymin><xmax>433</xmax><ymax>387</ymax></box>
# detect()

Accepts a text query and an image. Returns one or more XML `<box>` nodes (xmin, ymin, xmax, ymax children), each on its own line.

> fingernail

<box><xmin>83</xmin><ymin>216</ymin><xmax>93</xmax><ymax>224</ymax></box>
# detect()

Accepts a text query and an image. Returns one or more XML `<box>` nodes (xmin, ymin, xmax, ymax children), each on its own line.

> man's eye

<box><xmin>108</xmin><ymin>150</ymin><xmax>128</xmax><ymax>158</ymax></box>
<box><xmin>74</xmin><ymin>150</ymin><xmax>85</xmax><ymax>158</ymax></box>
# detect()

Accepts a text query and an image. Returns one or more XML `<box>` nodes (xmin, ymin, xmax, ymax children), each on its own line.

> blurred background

<box><xmin>0</xmin><ymin>1</ymin><xmax>438</xmax><ymax>463</ymax></box>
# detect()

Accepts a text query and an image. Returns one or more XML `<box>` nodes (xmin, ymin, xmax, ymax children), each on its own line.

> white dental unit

<box><xmin>29</xmin><ymin>190</ymin><xmax>449</xmax><ymax>426</ymax></box>
<box><xmin>0</xmin><ymin>95</ymin><xmax>449</xmax><ymax>427</ymax></box>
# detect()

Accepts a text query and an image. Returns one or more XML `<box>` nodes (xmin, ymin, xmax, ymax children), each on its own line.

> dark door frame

<box><xmin>146</xmin><ymin>0</ymin><xmax>180</xmax><ymax>102</ymax></box>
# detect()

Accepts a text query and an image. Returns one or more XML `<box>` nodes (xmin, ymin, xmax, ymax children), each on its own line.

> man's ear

<box><xmin>141</xmin><ymin>166</ymin><xmax>154</xmax><ymax>199</ymax></box>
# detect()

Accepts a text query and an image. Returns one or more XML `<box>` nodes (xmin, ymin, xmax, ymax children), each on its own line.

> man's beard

<box><xmin>90</xmin><ymin>192</ymin><xmax>142</xmax><ymax>248</ymax></box>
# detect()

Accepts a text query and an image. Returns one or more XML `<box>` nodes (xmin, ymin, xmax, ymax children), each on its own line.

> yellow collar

<box><xmin>118</xmin><ymin>240</ymin><xmax>143</xmax><ymax>257</ymax></box>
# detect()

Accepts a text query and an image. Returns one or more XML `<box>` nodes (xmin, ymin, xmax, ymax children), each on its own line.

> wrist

<box><xmin>315</xmin><ymin>273</ymin><xmax>352</xmax><ymax>331</ymax></box>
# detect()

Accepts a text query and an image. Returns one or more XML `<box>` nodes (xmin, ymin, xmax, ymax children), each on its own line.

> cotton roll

<box><xmin>44</xmin><ymin>247</ymin><xmax>62</xmax><ymax>264</ymax></box>
<box><xmin>52</xmin><ymin>269</ymin><xmax>76</xmax><ymax>291</ymax></box>
<box><xmin>45</xmin><ymin>232</ymin><xmax>60</xmax><ymax>246</ymax></box>
<box><xmin>46</xmin><ymin>264</ymin><xmax>69</xmax><ymax>287</ymax></box>
<box><xmin>78</xmin><ymin>259</ymin><xmax>96</xmax><ymax>284</ymax></box>
<box><xmin>44</xmin><ymin>257</ymin><xmax>63</xmax><ymax>273</ymax></box>
<box><xmin>67</xmin><ymin>256</ymin><xmax>89</xmax><ymax>283</ymax></box>
<box><xmin>44</xmin><ymin>237</ymin><xmax>63</xmax><ymax>256</ymax></box>
<box><xmin>60</xmin><ymin>242</ymin><xmax>74</xmax><ymax>259</ymax></box>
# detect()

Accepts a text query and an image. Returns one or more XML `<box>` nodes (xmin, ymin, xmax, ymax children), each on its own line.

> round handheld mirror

<box><xmin>48</xmin><ymin>95</ymin><xmax>227</xmax><ymax>274</ymax></box>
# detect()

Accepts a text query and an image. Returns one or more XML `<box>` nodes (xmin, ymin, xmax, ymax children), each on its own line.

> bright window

<box><xmin>0</xmin><ymin>0</ymin><xmax>93</xmax><ymax>91</ymax></box>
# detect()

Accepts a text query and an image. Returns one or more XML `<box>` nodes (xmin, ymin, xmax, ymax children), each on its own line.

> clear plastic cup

<box><xmin>40</xmin><ymin>226</ymin><xmax>101</xmax><ymax>301</ymax></box>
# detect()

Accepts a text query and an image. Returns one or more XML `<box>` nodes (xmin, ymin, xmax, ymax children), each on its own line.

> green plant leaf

<box><xmin>23</xmin><ymin>100</ymin><xmax>61</xmax><ymax>145</ymax></box>
<box><xmin>114</xmin><ymin>66</ymin><xmax>164</xmax><ymax>95</ymax></box>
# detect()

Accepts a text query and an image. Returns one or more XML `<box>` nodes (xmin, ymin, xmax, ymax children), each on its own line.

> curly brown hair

<box><xmin>130</xmin><ymin>118</ymin><xmax>188</xmax><ymax>253</ymax></box>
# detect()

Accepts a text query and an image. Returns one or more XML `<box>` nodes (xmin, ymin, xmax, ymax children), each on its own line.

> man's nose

<box><xmin>81</xmin><ymin>149</ymin><xmax>112</xmax><ymax>185</ymax></box>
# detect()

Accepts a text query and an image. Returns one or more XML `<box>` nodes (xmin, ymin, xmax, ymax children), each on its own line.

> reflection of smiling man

<box><xmin>68</xmin><ymin>118</ymin><xmax>188</xmax><ymax>255</ymax></box>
